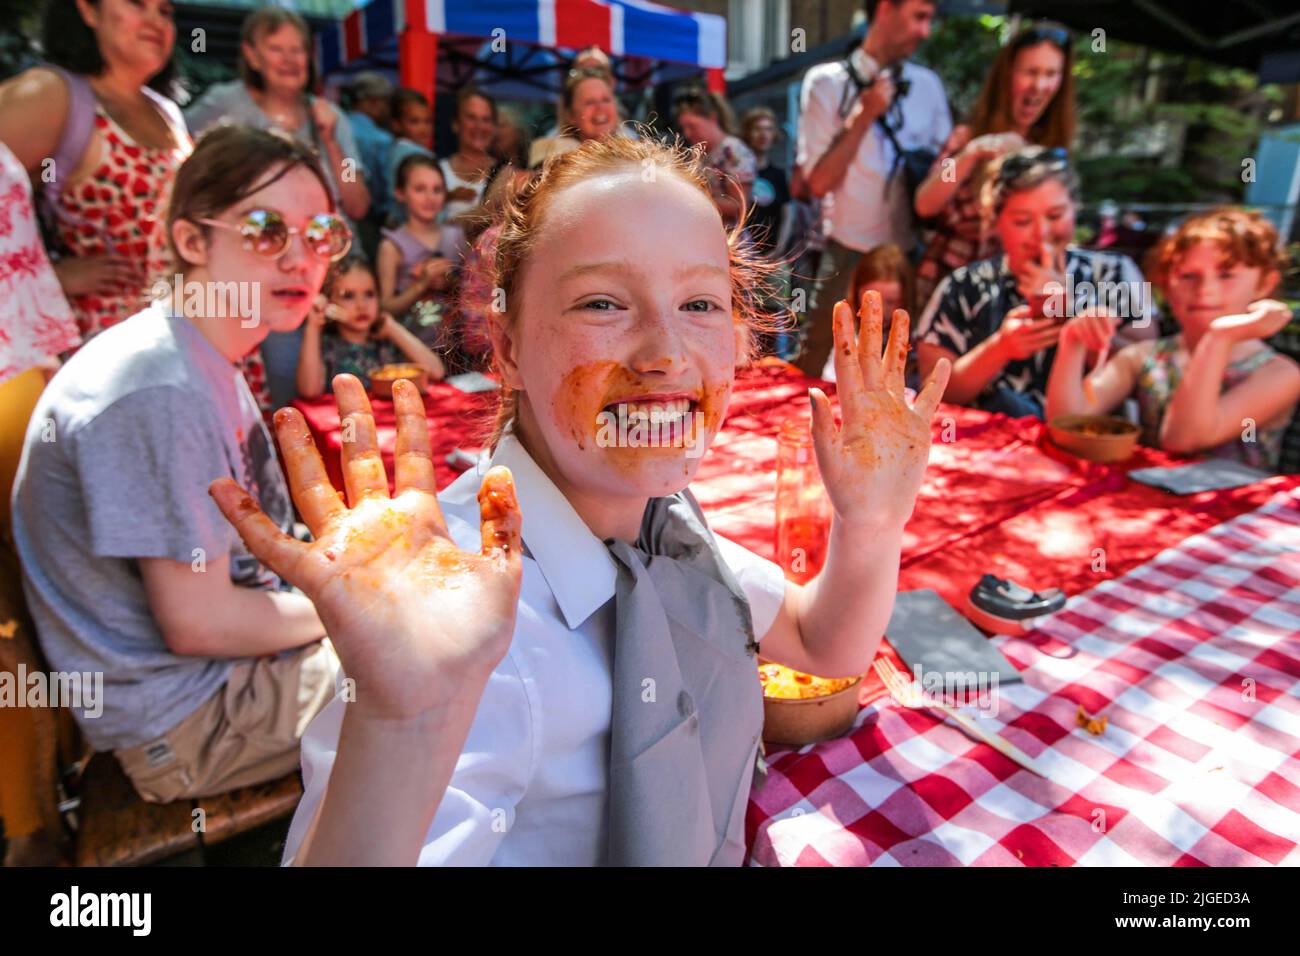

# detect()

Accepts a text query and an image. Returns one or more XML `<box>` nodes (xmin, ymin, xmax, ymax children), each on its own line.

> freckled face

<box><xmin>1165</xmin><ymin>241</ymin><xmax>1274</xmax><ymax>335</ymax></box>
<box><xmin>505</xmin><ymin>169</ymin><xmax>741</xmax><ymax>498</ymax></box>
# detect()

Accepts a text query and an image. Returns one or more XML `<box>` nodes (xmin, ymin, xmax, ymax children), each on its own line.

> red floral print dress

<box><xmin>0</xmin><ymin>143</ymin><xmax>78</xmax><ymax>381</ymax></box>
<box><xmin>54</xmin><ymin>109</ymin><xmax>186</xmax><ymax>338</ymax></box>
<box><xmin>53</xmin><ymin>107</ymin><xmax>272</xmax><ymax>411</ymax></box>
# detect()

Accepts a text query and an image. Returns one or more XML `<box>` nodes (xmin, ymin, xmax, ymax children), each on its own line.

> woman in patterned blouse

<box><xmin>915</xmin><ymin>146</ymin><xmax>1155</xmax><ymax>420</ymax></box>
<box><xmin>913</xmin><ymin>24</ymin><xmax>1076</xmax><ymax>310</ymax></box>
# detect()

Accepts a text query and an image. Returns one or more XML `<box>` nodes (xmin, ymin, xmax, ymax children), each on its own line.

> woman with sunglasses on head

<box><xmin>913</xmin><ymin>23</ymin><xmax>1076</xmax><ymax>309</ymax></box>
<box><xmin>914</xmin><ymin>146</ymin><xmax>1155</xmax><ymax>420</ymax></box>
<box><xmin>0</xmin><ymin>0</ymin><xmax>189</xmax><ymax>343</ymax></box>
<box><xmin>11</xmin><ymin>126</ymin><xmax>352</xmax><ymax>806</ymax></box>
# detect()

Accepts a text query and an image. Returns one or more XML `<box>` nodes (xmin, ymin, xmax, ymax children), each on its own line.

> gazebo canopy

<box><xmin>315</xmin><ymin>0</ymin><xmax>727</xmax><ymax>100</ymax></box>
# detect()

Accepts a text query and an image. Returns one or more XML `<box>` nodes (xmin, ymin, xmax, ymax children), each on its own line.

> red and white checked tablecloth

<box><xmin>747</xmin><ymin>486</ymin><xmax>1300</xmax><ymax>867</ymax></box>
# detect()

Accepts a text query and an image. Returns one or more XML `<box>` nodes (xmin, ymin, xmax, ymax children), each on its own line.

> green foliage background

<box><xmin>914</xmin><ymin>14</ymin><xmax>1281</xmax><ymax>209</ymax></box>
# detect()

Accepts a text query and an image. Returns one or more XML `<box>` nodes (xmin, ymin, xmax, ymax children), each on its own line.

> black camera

<box><xmin>841</xmin><ymin>52</ymin><xmax>910</xmax><ymax>117</ymax></box>
<box><xmin>887</xmin><ymin>63</ymin><xmax>911</xmax><ymax>100</ymax></box>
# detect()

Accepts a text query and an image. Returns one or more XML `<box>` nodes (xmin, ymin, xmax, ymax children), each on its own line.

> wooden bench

<box><xmin>74</xmin><ymin>754</ymin><xmax>303</xmax><ymax>867</ymax></box>
<box><xmin>4</xmin><ymin>542</ymin><xmax>306</xmax><ymax>867</ymax></box>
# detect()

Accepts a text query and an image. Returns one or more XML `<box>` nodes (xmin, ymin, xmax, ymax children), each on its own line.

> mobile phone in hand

<box><xmin>1027</xmin><ymin>292</ymin><xmax>1070</xmax><ymax>325</ymax></box>
<box><xmin>1026</xmin><ymin>292</ymin><xmax>1050</xmax><ymax>320</ymax></box>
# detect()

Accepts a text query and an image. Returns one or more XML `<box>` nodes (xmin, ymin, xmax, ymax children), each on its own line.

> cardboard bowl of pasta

<box><xmin>369</xmin><ymin>364</ymin><xmax>428</xmax><ymax>399</ymax></box>
<box><xmin>1048</xmin><ymin>414</ymin><xmax>1140</xmax><ymax>463</ymax></box>
<box><xmin>758</xmin><ymin>662</ymin><xmax>863</xmax><ymax>747</ymax></box>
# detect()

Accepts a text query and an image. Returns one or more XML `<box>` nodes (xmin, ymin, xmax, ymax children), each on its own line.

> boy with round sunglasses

<box><xmin>11</xmin><ymin>127</ymin><xmax>348</xmax><ymax>804</ymax></box>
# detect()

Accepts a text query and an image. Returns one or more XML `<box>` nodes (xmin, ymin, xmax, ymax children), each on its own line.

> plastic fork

<box><xmin>872</xmin><ymin>656</ymin><xmax>1049</xmax><ymax>778</ymax></box>
<box><xmin>1082</xmin><ymin>341</ymin><xmax>1109</xmax><ymax>407</ymax></box>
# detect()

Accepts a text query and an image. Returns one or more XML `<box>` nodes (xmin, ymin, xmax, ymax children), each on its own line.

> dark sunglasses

<box><xmin>199</xmin><ymin>209</ymin><xmax>352</xmax><ymax>262</ymax></box>
<box><xmin>1015</xmin><ymin>26</ymin><xmax>1071</xmax><ymax>50</ymax></box>
<box><xmin>997</xmin><ymin>147</ymin><xmax>1070</xmax><ymax>184</ymax></box>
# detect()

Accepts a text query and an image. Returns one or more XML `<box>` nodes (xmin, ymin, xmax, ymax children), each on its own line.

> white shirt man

<box><xmin>797</xmin><ymin>58</ymin><xmax>951</xmax><ymax>253</ymax></box>
<box><xmin>790</xmin><ymin>0</ymin><xmax>951</xmax><ymax>377</ymax></box>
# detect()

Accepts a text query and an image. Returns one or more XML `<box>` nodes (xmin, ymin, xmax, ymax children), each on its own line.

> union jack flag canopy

<box><xmin>317</xmin><ymin>0</ymin><xmax>727</xmax><ymax>74</ymax></box>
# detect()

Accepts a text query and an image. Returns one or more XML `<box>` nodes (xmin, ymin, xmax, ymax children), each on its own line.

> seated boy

<box><xmin>10</xmin><ymin>128</ymin><xmax>341</xmax><ymax>803</ymax></box>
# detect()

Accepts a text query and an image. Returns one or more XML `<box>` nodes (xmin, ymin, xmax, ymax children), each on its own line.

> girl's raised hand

<box><xmin>809</xmin><ymin>290</ymin><xmax>951</xmax><ymax>532</ymax></box>
<box><xmin>420</xmin><ymin>257</ymin><xmax>455</xmax><ymax>291</ymax></box>
<box><xmin>1210</xmin><ymin>298</ymin><xmax>1292</xmax><ymax>342</ymax></box>
<box><xmin>306</xmin><ymin>294</ymin><xmax>330</xmax><ymax>330</ymax></box>
<box><xmin>209</xmin><ymin>375</ymin><xmax>523</xmax><ymax>720</ymax></box>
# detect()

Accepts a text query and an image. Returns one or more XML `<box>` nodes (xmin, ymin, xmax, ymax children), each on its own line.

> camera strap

<box><xmin>876</xmin><ymin>114</ymin><xmax>907</xmax><ymax>186</ymax></box>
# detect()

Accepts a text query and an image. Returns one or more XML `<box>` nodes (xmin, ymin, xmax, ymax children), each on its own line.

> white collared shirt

<box><xmin>282</xmin><ymin>434</ymin><xmax>787</xmax><ymax>866</ymax></box>
<box><xmin>796</xmin><ymin>59</ymin><xmax>951</xmax><ymax>253</ymax></box>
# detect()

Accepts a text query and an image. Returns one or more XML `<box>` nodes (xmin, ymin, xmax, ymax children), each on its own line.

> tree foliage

<box><xmin>916</xmin><ymin>14</ymin><xmax>1281</xmax><ymax>208</ymax></box>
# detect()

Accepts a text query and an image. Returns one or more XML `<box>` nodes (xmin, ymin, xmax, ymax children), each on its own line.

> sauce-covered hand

<box><xmin>809</xmin><ymin>291</ymin><xmax>951</xmax><ymax>532</ymax></box>
<box><xmin>209</xmin><ymin>375</ymin><xmax>523</xmax><ymax>721</ymax></box>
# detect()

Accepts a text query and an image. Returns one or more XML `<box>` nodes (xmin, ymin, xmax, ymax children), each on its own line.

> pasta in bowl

<box><xmin>369</xmin><ymin>364</ymin><xmax>428</xmax><ymax>399</ymax></box>
<box><xmin>758</xmin><ymin>662</ymin><xmax>863</xmax><ymax>747</ymax></box>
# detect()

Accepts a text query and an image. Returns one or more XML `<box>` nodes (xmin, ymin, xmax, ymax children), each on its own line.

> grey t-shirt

<box><xmin>11</xmin><ymin>305</ymin><xmax>293</xmax><ymax>750</ymax></box>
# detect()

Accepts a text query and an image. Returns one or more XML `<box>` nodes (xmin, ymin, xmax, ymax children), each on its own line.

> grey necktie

<box><xmin>605</xmin><ymin>490</ymin><xmax>764</xmax><ymax>866</ymax></box>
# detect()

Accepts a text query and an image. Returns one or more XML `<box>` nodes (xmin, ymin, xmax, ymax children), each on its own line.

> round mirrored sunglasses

<box><xmin>199</xmin><ymin>209</ymin><xmax>352</xmax><ymax>262</ymax></box>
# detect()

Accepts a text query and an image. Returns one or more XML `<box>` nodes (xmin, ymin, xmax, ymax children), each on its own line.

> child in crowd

<box><xmin>386</xmin><ymin>88</ymin><xmax>435</xmax><ymax>218</ymax></box>
<box><xmin>821</xmin><ymin>244</ymin><xmax>916</xmax><ymax>386</ymax></box>
<box><xmin>377</xmin><ymin>154</ymin><xmax>470</xmax><ymax>355</ymax></box>
<box><xmin>211</xmin><ymin>134</ymin><xmax>951</xmax><ymax>866</ymax></box>
<box><xmin>1046</xmin><ymin>207</ymin><xmax>1299</xmax><ymax>472</ymax></box>
<box><xmin>297</xmin><ymin>257</ymin><xmax>445</xmax><ymax>397</ymax></box>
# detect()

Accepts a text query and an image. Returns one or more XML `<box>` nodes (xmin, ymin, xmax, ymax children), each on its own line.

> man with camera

<box><xmin>794</xmin><ymin>0</ymin><xmax>952</xmax><ymax>376</ymax></box>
